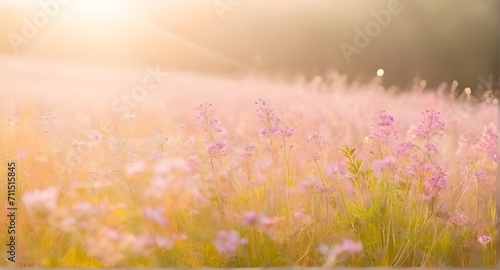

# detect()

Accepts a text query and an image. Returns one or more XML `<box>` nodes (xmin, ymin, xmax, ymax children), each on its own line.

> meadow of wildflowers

<box><xmin>0</xmin><ymin>59</ymin><xmax>497</xmax><ymax>267</ymax></box>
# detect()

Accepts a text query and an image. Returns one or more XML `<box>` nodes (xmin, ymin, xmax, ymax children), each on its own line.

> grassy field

<box><xmin>0</xmin><ymin>57</ymin><xmax>497</xmax><ymax>267</ymax></box>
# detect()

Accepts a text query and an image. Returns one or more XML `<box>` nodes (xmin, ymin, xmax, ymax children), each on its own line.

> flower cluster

<box><xmin>422</xmin><ymin>164</ymin><xmax>448</xmax><ymax>199</ymax></box>
<box><xmin>366</xmin><ymin>111</ymin><xmax>400</xmax><ymax>159</ymax></box>
<box><xmin>194</xmin><ymin>103</ymin><xmax>223</xmax><ymax>135</ymax></box>
<box><xmin>412</xmin><ymin>110</ymin><xmax>445</xmax><ymax>140</ymax></box>
<box><xmin>364</xmin><ymin>110</ymin><xmax>450</xmax><ymax>199</ymax></box>
<box><xmin>255</xmin><ymin>98</ymin><xmax>280</xmax><ymax>135</ymax></box>
<box><xmin>194</xmin><ymin>103</ymin><xmax>227</xmax><ymax>158</ymax></box>
<box><xmin>205</xmin><ymin>140</ymin><xmax>228</xmax><ymax>157</ymax></box>
<box><xmin>13</xmin><ymin>90</ymin><xmax>497</xmax><ymax>267</ymax></box>
<box><xmin>479</xmin><ymin>123</ymin><xmax>498</xmax><ymax>162</ymax></box>
<box><xmin>369</xmin><ymin>110</ymin><xmax>399</xmax><ymax>143</ymax></box>
<box><xmin>307</xmin><ymin>128</ymin><xmax>329</xmax><ymax>161</ymax></box>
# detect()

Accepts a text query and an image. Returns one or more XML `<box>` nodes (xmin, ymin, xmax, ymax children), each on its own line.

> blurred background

<box><xmin>0</xmin><ymin>0</ymin><xmax>498</xmax><ymax>92</ymax></box>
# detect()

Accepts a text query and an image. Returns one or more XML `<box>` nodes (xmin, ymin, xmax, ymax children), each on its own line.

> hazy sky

<box><xmin>0</xmin><ymin>0</ymin><xmax>498</xmax><ymax>89</ymax></box>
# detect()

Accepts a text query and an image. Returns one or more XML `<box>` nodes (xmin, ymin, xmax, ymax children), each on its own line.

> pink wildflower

<box><xmin>374</xmin><ymin>112</ymin><xmax>394</xmax><ymax>126</ymax></box>
<box><xmin>422</xmin><ymin>165</ymin><xmax>448</xmax><ymax>198</ymax></box>
<box><xmin>395</xmin><ymin>141</ymin><xmax>415</xmax><ymax>157</ymax></box>
<box><xmin>369</xmin><ymin>111</ymin><xmax>398</xmax><ymax>139</ymax></box>
<box><xmin>326</xmin><ymin>164</ymin><xmax>340</xmax><ymax>177</ymax></box>
<box><xmin>85</xmin><ymin>227</ymin><xmax>135</xmax><ymax>266</ymax></box>
<box><xmin>307</xmin><ymin>128</ymin><xmax>329</xmax><ymax>160</ymax></box>
<box><xmin>279</xmin><ymin>127</ymin><xmax>295</xmax><ymax>138</ymax></box>
<box><xmin>292</xmin><ymin>209</ymin><xmax>306</xmax><ymax>219</ymax></box>
<box><xmin>368</xmin><ymin>111</ymin><xmax>399</xmax><ymax>151</ymax></box>
<box><xmin>259</xmin><ymin>127</ymin><xmax>280</xmax><ymax>136</ymax></box>
<box><xmin>151</xmin><ymin>151</ymin><xmax>168</xmax><ymax>163</ymax></box>
<box><xmin>213</xmin><ymin>230</ymin><xmax>247</xmax><ymax>256</ymax></box>
<box><xmin>456</xmin><ymin>133</ymin><xmax>481</xmax><ymax>160</ymax></box>
<box><xmin>479</xmin><ymin>124</ymin><xmax>498</xmax><ymax>162</ymax></box>
<box><xmin>373</xmin><ymin>155</ymin><xmax>396</xmax><ymax>176</ymax></box>
<box><xmin>90</xmin><ymin>129</ymin><xmax>105</xmax><ymax>140</ymax></box>
<box><xmin>477</xmin><ymin>235</ymin><xmax>491</xmax><ymax>245</ymax></box>
<box><xmin>317</xmin><ymin>244</ymin><xmax>330</xmax><ymax>255</ymax></box>
<box><xmin>134</xmin><ymin>234</ymin><xmax>155</xmax><ymax>256</ymax></box>
<box><xmin>423</xmin><ymin>143</ymin><xmax>438</xmax><ymax>154</ymax></box>
<box><xmin>450</xmin><ymin>212</ymin><xmax>468</xmax><ymax>226</ymax></box>
<box><xmin>307</xmin><ymin>152</ymin><xmax>321</xmax><ymax>162</ymax></box>
<box><xmin>154</xmin><ymin>158</ymin><xmax>189</xmax><ymax>175</ymax></box>
<box><xmin>206</xmin><ymin>141</ymin><xmax>227</xmax><ymax>157</ymax></box>
<box><xmin>143</xmin><ymin>207</ymin><xmax>168</xmax><ymax>226</ymax></box>
<box><xmin>241</xmin><ymin>211</ymin><xmax>259</xmax><ymax>226</ymax></box>
<box><xmin>308</xmin><ymin>128</ymin><xmax>329</xmax><ymax>149</ymax></box>
<box><xmin>22</xmin><ymin>187</ymin><xmax>58</xmax><ymax>219</ymax></box>
<box><xmin>321</xmin><ymin>238</ymin><xmax>363</xmax><ymax>267</ymax></box>
<box><xmin>241</xmin><ymin>211</ymin><xmax>281</xmax><ymax>228</ymax></box>
<box><xmin>334</xmin><ymin>238</ymin><xmax>364</xmax><ymax>254</ymax></box>
<box><xmin>313</xmin><ymin>182</ymin><xmax>336</xmax><ymax>196</ymax></box>
<box><xmin>259</xmin><ymin>214</ymin><xmax>280</xmax><ymax>228</ymax></box>
<box><xmin>299</xmin><ymin>177</ymin><xmax>331</xmax><ymax>194</ymax></box>
<box><xmin>435</xmin><ymin>205</ymin><xmax>451</xmax><ymax>221</ymax></box>
<box><xmin>474</xmin><ymin>170</ymin><xmax>487</xmax><ymax>181</ymax></box>
<box><xmin>403</xmin><ymin>164</ymin><xmax>418</xmax><ymax>177</ymax></box>
<box><xmin>146</xmin><ymin>176</ymin><xmax>172</xmax><ymax>198</ymax></box>
<box><xmin>126</xmin><ymin>160</ymin><xmax>146</xmax><ymax>175</ymax></box>
<box><xmin>255</xmin><ymin>98</ymin><xmax>280</xmax><ymax>136</ymax></box>
<box><xmin>412</xmin><ymin>110</ymin><xmax>445</xmax><ymax>140</ymax></box>
<box><xmin>239</xmin><ymin>145</ymin><xmax>256</xmax><ymax>158</ymax></box>
<box><xmin>194</xmin><ymin>103</ymin><xmax>223</xmax><ymax>135</ymax></box>
<box><xmin>18</xmin><ymin>149</ymin><xmax>27</xmax><ymax>160</ymax></box>
<box><xmin>155</xmin><ymin>236</ymin><xmax>175</xmax><ymax>249</ymax></box>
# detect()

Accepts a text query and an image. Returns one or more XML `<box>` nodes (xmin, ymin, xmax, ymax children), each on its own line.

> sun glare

<box><xmin>71</xmin><ymin>0</ymin><xmax>133</xmax><ymax>19</ymax></box>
